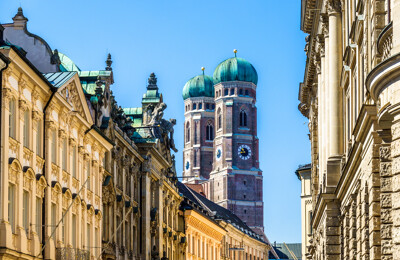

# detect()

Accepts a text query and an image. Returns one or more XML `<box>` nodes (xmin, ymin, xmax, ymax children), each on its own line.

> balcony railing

<box><xmin>377</xmin><ymin>21</ymin><xmax>393</xmax><ymax>61</ymax></box>
<box><xmin>56</xmin><ymin>248</ymin><xmax>90</xmax><ymax>260</ymax></box>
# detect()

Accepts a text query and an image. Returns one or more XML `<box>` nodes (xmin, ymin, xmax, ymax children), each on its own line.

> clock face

<box><xmin>185</xmin><ymin>161</ymin><xmax>190</xmax><ymax>170</ymax></box>
<box><xmin>216</xmin><ymin>147</ymin><xmax>222</xmax><ymax>161</ymax></box>
<box><xmin>238</xmin><ymin>144</ymin><xmax>252</xmax><ymax>160</ymax></box>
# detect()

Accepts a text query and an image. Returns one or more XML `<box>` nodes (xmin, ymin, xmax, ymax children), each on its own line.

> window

<box><xmin>72</xmin><ymin>214</ymin><xmax>76</xmax><ymax>248</ymax></box>
<box><xmin>9</xmin><ymin>99</ymin><xmax>16</xmax><ymax>138</ymax></box>
<box><xmin>72</xmin><ymin>145</ymin><xmax>77</xmax><ymax>177</ymax></box>
<box><xmin>86</xmin><ymin>161</ymin><xmax>91</xmax><ymax>190</ymax></box>
<box><xmin>245</xmin><ymin>89</ymin><xmax>249</xmax><ymax>96</ymax></box>
<box><xmin>51</xmin><ymin>203</ymin><xmax>57</xmax><ymax>239</ymax></box>
<box><xmin>23</xmin><ymin>190</ymin><xmax>29</xmax><ymax>234</ymax></box>
<box><xmin>244</xmin><ymin>209</ymin><xmax>247</xmax><ymax>214</ymax></box>
<box><xmin>23</xmin><ymin>110</ymin><xmax>30</xmax><ymax>148</ymax></box>
<box><xmin>95</xmin><ymin>228</ymin><xmax>99</xmax><ymax>257</ymax></box>
<box><xmin>230</xmin><ymin>88</ymin><xmax>234</xmax><ymax>95</ymax></box>
<box><xmin>206</xmin><ymin>103</ymin><xmax>210</xmax><ymax>110</ymax></box>
<box><xmin>62</xmin><ymin>138</ymin><xmax>67</xmax><ymax>171</ymax></box>
<box><xmin>87</xmin><ymin>223</ymin><xmax>91</xmax><ymax>253</ymax></box>
<box><xmin>36</xmin><ymin>120</ymin><xmax>42</xmax><ymax>157</ymax></box>
<box><xmin>186</xmin><ymin>122</ymin><xmax>190</xmax><ymax>142</ymax></box>
<box><xmin>51</xmin><ymin>130</ymin><xmax>57</xmax><ymax>163</ymax></box>
<box><xmin>36</xmin><ymin>197</ymin><xmax>42</xmax><ymax>240</ymax></box>
<box><xmin>193</xmin><ymin>103</ymin><xmax>197</xmax><ymax>110</ymax></box>
<box><xmin>243</xmin><ymin>180</ymin><xmax>246</xmax><ymax>185</ymax></box>
<box><xmin>224</xmin><ymin>89</ymin><xmax>228</xmax><ymax>96</ymax></box>
<box><xmin>240</xmin><ymin>109</ymin><xmax>247</xmax><ymax>127</ymax></box>
<box><xmin>206</xmin><ymin>122</ymin><xmax>214</xmax><ymax>141</ymax></box>
<box><xmin>212</xmin><ymin>104</ymin><xmax>215</xmax><ymax>110</ymax></box>
<box><xmin>8</xmin><ymin>184</ymin><xmax>15</xmax><ymax>233</ymax></box>
<box><xmin>217</xmin><ymin>108</ymin><xmax>222</xmax><ymax>129</ymax></box>
<box><xmin>239</xmin><ymin>89</ymin><xmax>243</xmax><ymax>95</ymax></box>
<box><xmin>199</xmin><ymin>103</ymin><xmax>202</xmax><ymax>110</ymax></box>
<box><xmin>62</xmin><ymin>210</ymin><xmax>66</xmax><ymax>242</ymax></box>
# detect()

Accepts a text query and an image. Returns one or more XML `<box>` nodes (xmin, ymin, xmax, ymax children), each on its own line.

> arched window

<box><xmin>217</xmin><ymin>108</ymin><xmax>222</xmax><ymax>129</ymax></box>
<box><xmin>193</xmin><ymin>103</ymin><xmax>197</xmax><ymax>110</ymax></box>
<box><xmin>206</xmin><ymin>122</ymin><xmax>214</xmax><ymax>141</ymax></box>
<box><xmin>9</xmin><ymin>99</ymin><xmax>16</xmax><ymax>138</ymax></box>
<box><xmin>224</xmin><ymin>89</ymin><xmax>228</xmax><ymax>96</ymax></box>
<box><xmin>186</xmin><ymin>122</ymin><xmax>190</xmax><ymax>142</ymax></box>
<box><xmin>230</xmin><ymin>88</ymin><xmax>234</xmax><ymax>95</ymax></box>
<box><xmin>245</xmin><ymin>89</ymin><xmax>249</xmax><ymax>96</ymax></box>
<box><xmin>240</xmin><ymin>109</ymin><xmax>247</xmax><ymax>127</ymax></box>
<box><xmin>23</xmin><ymin>110</ymin><xmax>30</xmax><ymax>147</ymax></box>
<box><xmin>239</xmin><ymin>89</ymin><xmax>243</xmax><ymax>95</ymax></box>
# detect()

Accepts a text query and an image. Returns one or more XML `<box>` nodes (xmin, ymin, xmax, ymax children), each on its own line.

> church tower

<box><xmin>182</xmin><ymin>68</ymin><xmax>215</xmax><ymax>183</ymax></box>
<box><xmin>209</xmin><ymin>51</ymin><xmax>264</xmax><ymax>235</ymax></box>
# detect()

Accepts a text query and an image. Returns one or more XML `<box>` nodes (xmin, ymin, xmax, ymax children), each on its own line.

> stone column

<box><xmin>141</xmin><ymin>170</ymin><xmax>151</xmax><ymax>259</ymax></box>
<box><xmin>156</xmin><ymin>179</ymin><xmax>164</xmax><ymax>256</ymax></box>
<box><xmin>44</xmin><ymin>120</ymin><xmax>56</xmax><ymax>260</ymax></box>
<box><xmin>0</xmin><ymin>88</ymin><xmax>12</xmax><ymax>248</ymax></box>
<box><xmin>326</xmin><ymin>0</ymin><xmax>343</xmax><ymax>191</ymax></box>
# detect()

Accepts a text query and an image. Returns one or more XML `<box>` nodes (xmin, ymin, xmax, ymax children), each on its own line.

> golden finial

<box><xmin>233</xmin><ymin>49</ymin><xmax>237</xmax><ymax>57</ymax></box>
<box><xmin>201</xmin><ymin>67</ymin><xmax>205</xmax><ymax>75</ymax></box>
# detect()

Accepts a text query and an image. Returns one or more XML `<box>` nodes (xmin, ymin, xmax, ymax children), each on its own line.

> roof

<box><xmin>43</xmin><ymin>71</ymin><xmax>76</xmax><ymax>88</ymax></box>
<box><xmin>123</xmin><ymin>107</ymin><xmax>142</xmax><ymax>115</ymax></box>
<box><xmin>295</xmin><ymin>163</ymin><xmax>311</xmax><ymax>180</ymax></box>
<box><xmin>213</xmin><ymin>57</ymin><xmax>258</xmax><ymax>85</ymax></box>
<box><xmin>177</xmin><ymin>182</ymin><xmax>265</xmax><ymax>242</ymax></box>
<box><xmin>185</xmin><ymin>184</ymin><xmax>205</xmax><ymax>196</ymax></box>
<box><xmin>269</xmin><ymin>243</ymin><xmax>302</xmax><ymax>259</ymax></box>
<box><xmin>58</xmin><ymin>52</ymin><xmax>80</xmax><ymax>72</ymax></box>
<box><xmin>182</xmin><ymin>74</ymin><xmax>214</xmax><ymax>100</ymax></box>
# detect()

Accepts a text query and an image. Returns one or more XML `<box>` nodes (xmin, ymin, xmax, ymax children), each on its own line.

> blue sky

<box><xmin>1</xmin><ymin>1</ymin><xmax>310</xmax><ymax>243</ymax></box>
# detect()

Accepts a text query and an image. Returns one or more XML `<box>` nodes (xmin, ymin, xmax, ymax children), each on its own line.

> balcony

<box><xmin>377</xmin><ymin>21</ymin><xmax>393</xmax><ymax>61</ymax></box>
<box><xmin>56</xmin><ymin>248</ymin><xmax>90</xmax><ymax>260</ymax></box>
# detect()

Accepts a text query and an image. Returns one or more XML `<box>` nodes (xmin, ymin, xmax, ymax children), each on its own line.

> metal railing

<box><xmin>56</xmin><ymin>248</ymin><xmax>90</xmax><ymax>260</ymax></box>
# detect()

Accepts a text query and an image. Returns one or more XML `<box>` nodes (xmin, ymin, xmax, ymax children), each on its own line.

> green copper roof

<box><xmin>123</xmin><ymin>107</ymin><xmax>142</xmax><ymax>115</ymax></box>
<box><xmin>58</xmin><ymin>52</ymin><xmax>81</xmax><ymax>72</ymax></box>
<box><xmin>213</xmin><ymin>57</ymin><xmax>258</xmax><ymax>85</ymax></box>
<box><xmin>43</xmin><ymin>72</ymin><xmax>77</xmax><ymax>88</ymax></box>
<box><xmin>182</xmin><ymin>74</ymin><xmax>214</xmax><ymax>100</ymax></box>
<box><xmin>80</xmin><ymin>81</ymin><xmax>105</xmax><ymax>95</ymax></box>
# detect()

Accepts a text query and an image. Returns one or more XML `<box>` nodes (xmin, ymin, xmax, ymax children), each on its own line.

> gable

<box><xmin>44</xmin><ymin>72</ymin><xmax>93</xmax><ymax>124</ymax></box>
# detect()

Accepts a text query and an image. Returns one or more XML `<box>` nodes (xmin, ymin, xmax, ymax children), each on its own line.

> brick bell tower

<box><xmin>208</xmin><ymin>50</ymin><xmax>264</xmax><ymax>235</ymax></box>
<box><xmin>182</xmin><ymin>68</ymin><xmax>215</xmax><ymax>183</ymax></box>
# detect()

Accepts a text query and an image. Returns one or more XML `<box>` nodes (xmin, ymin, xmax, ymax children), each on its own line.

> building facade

<box><xmin>182</xmin><ymin>54</ymin><xmax>264</xmax><ymax>237</ymax></box>
<box><xmin>299</xmin><ymin>0</ymin><xmax>400</xmax><ymax>258</ymax></box>
<box><xmin>178</xmin><ymin>182</ymin><xmax>270</xmax><ymax>260</ymax></box>
<box><xmin>0</xmin><ymin>11</ymin><xmax>114</xmax><ymax>260</ymax></box>
<box><xmin>0</xmin><ymin>8</ymin><xmax>184</xmax><ymax>260</ymax></box>
<box><xmin>295</xmin><ymin>164</ymin><xmax>311</xmax><ymax>260</ymax></box>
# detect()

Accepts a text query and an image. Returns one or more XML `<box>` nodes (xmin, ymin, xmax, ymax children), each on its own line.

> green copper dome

<box><xmin>182</xmin><ymin>74</ymin><xmax>214</xmax><ymax>100</ymax></box>
<box><xmin>213</xmin><ymin>57</ymin><xmax>258</xmax><ymax>85</ymax></box>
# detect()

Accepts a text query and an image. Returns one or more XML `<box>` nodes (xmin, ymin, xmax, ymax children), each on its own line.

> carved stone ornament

<box><xmin>32</xmin><ymin>110</ymin><xmax>41</xmax><ymax>122</ymax></box>
<box><xmin>380</xmin><ymin>146</ymin><xmax>391</xmax><ymax>161</ymax></box>
<box><xmin>327</xmin><ymin>0</ymin><xmax>342</xmax><ymax>14</ymax></box>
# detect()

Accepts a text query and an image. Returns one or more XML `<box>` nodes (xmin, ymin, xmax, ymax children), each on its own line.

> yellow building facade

<box><xmin>178</xmin><ymin>182</ymin><xmax>269</xmax><ymax>260</ymax></box>
<box><xmin>0</xmin><ymin>44</ymin><xmax>113</xmax><ymax>259</ymax></box>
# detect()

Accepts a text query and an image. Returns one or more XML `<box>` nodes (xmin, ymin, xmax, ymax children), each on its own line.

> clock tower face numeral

<box><xmin>216</xmin><ymin>147</ymin><xmax>222</xmax><ymax>161</ymax></box>
<box><xmin>238</xmin><ymin>144</ymin><xmax>252</xmax><ymax>160</ymax></box>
